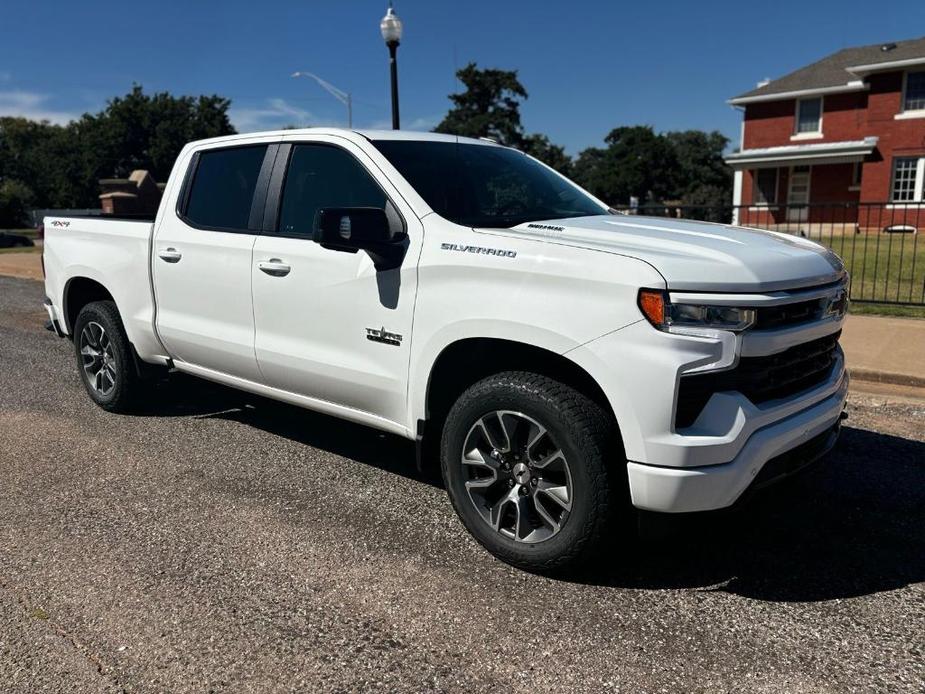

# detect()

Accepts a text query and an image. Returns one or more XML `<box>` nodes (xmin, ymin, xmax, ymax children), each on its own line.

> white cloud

<box><xmin>0</xmin><ymin>91</ymin><xmax>78</xmax><ymax>124</ymax></box>
<box><xmin>230</xmin><ymin>98</ymin><xmax>323</xmax><ymax>132</ymax></box>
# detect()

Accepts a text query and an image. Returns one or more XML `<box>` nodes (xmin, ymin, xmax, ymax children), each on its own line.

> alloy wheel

<box><xmin>461</xmin><ymin>410</ymin><xmax>573</xmax><ymax>543</ymax></box>
<box><xmin>79</xmin><ymin>321</ymin><xmax>117</xmax><ymax>396</ymax></box>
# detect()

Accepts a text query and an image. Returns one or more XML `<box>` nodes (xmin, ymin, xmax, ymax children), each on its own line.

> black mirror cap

<box><xmin>313</xmin><ymin>206</ymin><xmax>404</xmax><ymax>248</ymax></box>
<box><xmin>313</xmin><ymin>204</ymin><xmax>407</xmax><ymax>270</ymax></box>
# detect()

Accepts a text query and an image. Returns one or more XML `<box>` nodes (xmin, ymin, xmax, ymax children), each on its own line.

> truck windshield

<box><xmin>371</xmin><ymin>140</ymin><xmax>609</xmax><ymax>228</ymax></box>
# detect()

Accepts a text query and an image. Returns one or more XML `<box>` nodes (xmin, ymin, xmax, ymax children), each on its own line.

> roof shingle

<box><xmin>731</xmin><ymin>35</ymin><xmax>925</xmax><ymax>101</ymax></box>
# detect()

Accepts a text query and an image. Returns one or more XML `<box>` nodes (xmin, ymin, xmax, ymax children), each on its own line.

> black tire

<box><xmin>73</xmin><ymin>300</ymin><xmax>143</xmax><ymax>413</ymax></box>
<box><xmin>441</xmin><ymin>371</ymin><xmax>625</xmax><ymax>574</ymax></box>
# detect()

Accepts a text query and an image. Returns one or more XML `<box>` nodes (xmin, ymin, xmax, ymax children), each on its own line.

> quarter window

<box><xmin>754</xmin><ymin>168</ymin><xmax>778</xmax><ymax>205</ymax></box>
<box><xmin>277</xmin><ymin>145</ymin><xmax>387</xmax><ymax>236</ymax></box>
<box><xmin>795</xmin><ymin>97</ymin><xmax>822</xmax><ymax>134</ymax></box>
<box><xmin>184</xmin><ymin>145</ymin><xmax>268</xmax><ymax>230</ymax></box>
<box><xmin>903</xmin><ymin>71</ymin><xmax>925</xmax><ymax>112</ymax></box>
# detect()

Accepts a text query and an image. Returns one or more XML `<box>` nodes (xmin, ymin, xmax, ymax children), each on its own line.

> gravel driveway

<box><xmin>0</xmin><ymin>276</ymin><xmax>923</xmax><ymax>693</ymax></box>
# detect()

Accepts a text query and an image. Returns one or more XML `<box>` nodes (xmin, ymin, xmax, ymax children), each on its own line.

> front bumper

<box><xmin>625</xmin><ymin>369</ymin><xmax>847</xmax><ymax>512</ymax></box>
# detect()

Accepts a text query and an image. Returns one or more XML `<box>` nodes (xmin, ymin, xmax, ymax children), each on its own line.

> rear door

<box><xmin>153</xmin><ymin>141</ymin><xmax>277</xmax><ymax>381</ymax></box>
<box><xmin>250</xmin><ymin>137</ymin><xmax>421</xmax><ymax>427</ymax></box>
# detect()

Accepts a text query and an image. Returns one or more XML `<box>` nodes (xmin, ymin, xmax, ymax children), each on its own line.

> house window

<box><xmin>754</xmin><ymin>168</ymin><xmax>778</xmax><ymax>205</ymax></box>
<box><xmin>795</xmin><ymin>97</ymin><xmax>822</xmax><ymax>134</ymax></box>
<box><xmin>903</xmin><ymin>71</ymin><xmax>925</xmax><ymax>112</ymax></box>
<box><xmin>891</xmin><ymin>158</ymin><xmax>922</xmax><ymax>202</ymax></box>
<box><xmin>850</xmin><ymin>162</ymin><xmax>863</xmax><ymax>190</ymax></box>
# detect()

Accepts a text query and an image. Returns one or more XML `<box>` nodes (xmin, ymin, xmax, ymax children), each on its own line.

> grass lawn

<box><xmin>0</xmin><ymin>246</ymin><xmax>41</xmax><ymax>255</ymax></box>
<box><xmin>817</xmin><ymin>232</ymin><xmax>925</xmax><ymax>310</ymax></box>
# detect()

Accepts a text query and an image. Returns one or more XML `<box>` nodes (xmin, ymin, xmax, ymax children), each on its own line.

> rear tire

<box><xmin>73</xmin><ymin>300</ymin><xmax>143</xmax><ymax>413</ymax></box>
<box><xmin>441</xmin><ymin>371</ymin><xmax>624</xmax><ymax>574</ymax></box>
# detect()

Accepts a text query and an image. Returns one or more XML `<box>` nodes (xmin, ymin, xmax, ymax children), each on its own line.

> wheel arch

<box><xmin>63</xmin><ymin>276</ymin><xmax>116</xmax><ymax>335</ymax></box>
<box><xmin>418</xmin><ymin>337</ymin><xmax>623</xmax><ymax>468</ymax></box>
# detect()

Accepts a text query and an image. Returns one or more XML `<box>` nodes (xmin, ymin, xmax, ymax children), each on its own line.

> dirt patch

<box><xmin>0</xmin><ymin>252</ymin><xmax>42</xmax><ymax>281</ymax></box>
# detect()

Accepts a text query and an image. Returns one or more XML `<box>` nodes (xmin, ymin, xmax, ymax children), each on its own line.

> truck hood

<box><xmin>500</xmin><ymin>215</ymin><xmax>845</xmax><ymax>292</ymax></box>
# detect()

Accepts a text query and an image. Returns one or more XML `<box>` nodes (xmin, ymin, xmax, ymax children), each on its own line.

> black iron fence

<box><xmin>613</xmin><ymin>202</ymin><xmax>925</xmax><ymax>306</ymax></box>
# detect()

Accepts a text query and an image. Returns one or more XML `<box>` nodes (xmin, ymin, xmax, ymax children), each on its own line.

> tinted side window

<box><xmin>184</xmin><ymin>145</ymin><xmax>268</xmax><ymax>230</ymax></box>
<box><xmin>278</xmin><ymin>145</ymin><xmax>387</xmax><ymax>236</ymax></box>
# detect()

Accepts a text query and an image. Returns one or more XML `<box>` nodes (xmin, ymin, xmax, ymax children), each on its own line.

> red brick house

<box><xmin>725</xmin><ymin>36</ymin><xmax>925</xmax><ymax>230</ymax></box>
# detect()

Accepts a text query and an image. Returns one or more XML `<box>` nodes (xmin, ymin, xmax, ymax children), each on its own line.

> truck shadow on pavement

<box><xmin>595</xmin><ymin>426</ymin><xmax>925</xmax><ymax>602</ymax></box>
<box><xmin>141</xmin><ymin>375</ymin><xmax>924</xmax><ymax>602</ymax></box>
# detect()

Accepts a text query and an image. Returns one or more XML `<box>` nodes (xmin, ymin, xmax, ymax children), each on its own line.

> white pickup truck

<box><xmin>43</xmin><ymin>129</ymin><xmax>849</xmax><ymax>572</ymax></box>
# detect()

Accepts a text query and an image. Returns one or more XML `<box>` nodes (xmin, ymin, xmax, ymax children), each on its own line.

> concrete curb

<box><xmin>849</xmin><ymin>368</ymin><xmax>925</xmax><ymax>390</ymax></box>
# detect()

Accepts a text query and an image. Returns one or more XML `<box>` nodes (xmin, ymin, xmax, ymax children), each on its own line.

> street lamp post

<box><xmin>291</xmin><ymin>71</ymin><xmax>353</xmax><ymax>128</ymax></box>
<box><xmin>380</xmin><ymin>3</ymin><xmax>403</xmax><ymax>130</ymax></box>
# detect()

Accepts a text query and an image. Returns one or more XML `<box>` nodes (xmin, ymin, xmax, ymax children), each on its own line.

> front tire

<box><xmin>441</xmin><ymin>371</ymin><xmax>623</xmax><ymax>573</ymax></box>
<box><xmin>73</xmin><ymin>300</ymin><xmax>142</xmax><ymax>413</ymax></box>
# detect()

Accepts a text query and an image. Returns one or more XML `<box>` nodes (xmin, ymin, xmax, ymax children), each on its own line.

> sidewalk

<box><xmin>841</xmin><ymin>314</ymin><xmax>925</xmax><ymax>388</ymax></box>
<box><xmin>0</xmin><ymin>254</ymin><xmax>921</xmax><ymax>387</ymax></box>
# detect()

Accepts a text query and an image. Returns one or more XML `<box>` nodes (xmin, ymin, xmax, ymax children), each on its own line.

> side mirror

<box><xmin>313</xmin><ymin>206</ymin><xmax>406</xmax><ymax>270</ymax></box>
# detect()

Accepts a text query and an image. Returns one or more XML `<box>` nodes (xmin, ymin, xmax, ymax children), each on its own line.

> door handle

<box><xmin>157</xmin><ymin>247</ymin><xmax>182</xmax><ymax>263</ymax></box>
<box><xmin>257</xmin><ymin>259</ymin><xmax>291</xmax><ymax>277</ymax></box>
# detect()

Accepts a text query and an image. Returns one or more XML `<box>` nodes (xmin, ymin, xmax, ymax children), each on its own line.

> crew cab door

<box><xmin>153</xmin><ymin>141</ymin><xmax>277</xmax><ymax>381</ymax></box>
<box><xmin>250</xmin><ymin>138</ymin><xmax>421</xmax><ymax>429</ymax></box>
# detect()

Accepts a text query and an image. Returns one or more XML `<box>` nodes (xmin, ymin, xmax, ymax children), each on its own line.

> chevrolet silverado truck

<box><xmin>43</xmin><ymin>129</ymin><xmax>849</xmax><ymax>572</ymax></box>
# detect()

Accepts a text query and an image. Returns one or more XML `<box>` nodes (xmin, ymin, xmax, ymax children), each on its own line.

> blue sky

<box><xmin>0</xmin><ymin>0</ymin><xmax>919</xmax><ymax>154</ymax></box>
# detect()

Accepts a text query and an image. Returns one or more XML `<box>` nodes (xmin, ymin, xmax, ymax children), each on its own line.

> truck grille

<box><xmin>675</xmin><ymin>331</ymin><xmax>841</xmax><ymax>429</ymax></box>
<box><xmin>753</xmin><ymin>298</ymin><xmax>827</xmax><ymax>329</ymax></box>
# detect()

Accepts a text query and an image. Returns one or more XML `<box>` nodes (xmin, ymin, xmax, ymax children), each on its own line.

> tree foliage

<box><xmin>570</xmin><ymin>126</ymin><xmax>732</xmax><ymax>211</ymax></box>
<box><xmin>434</xmin><ymin>66</ymin><xmax>732</xmax><ymax>213</ymax></box>
<box><xmin>434</xmin><ymin>63</ymin><xmax>571</xmax><ymax>174</ymax></box>
<box><xmin>0</xmin><ymin>85</ymin><xmax>235</xmax><ymax>223</ymax></box>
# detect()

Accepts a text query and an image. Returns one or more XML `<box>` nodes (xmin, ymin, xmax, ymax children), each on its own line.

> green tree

<box><xmin>572</xmin><ymin>126</ymin><xmax>679</xmax><ymax>205</ymax></box>
<box><xmin>76</xmin><ymin>85</ymin><xmax>235</xmax><ymax>187</ymax></box>
<box><xmin>0</xmin><ymin>85</ymin><xmax>236</xmax><ymax>211</ymax></box>
<box><xmin>0</xmin><ymin>179</ymin><xmax>34</xmax><ymax>227</ymax></box>
<box><xmin>663</xmin><ymin>130</ymin><xmax>732</xmax><ymax>214</ymax></box>
<box><xmin>521</xmin><ymin>133</ymin><xmax>571</xmax><ymax>177</ymax></box>
<box><xmin>434</xmin><ymin>63</ymin><xmax>571</xmax><ymax>174</ymax></box>
<box><xmin>435</xmin><ymin>63</ymin><xmax>527</xmax><ymax>146</ymax></box>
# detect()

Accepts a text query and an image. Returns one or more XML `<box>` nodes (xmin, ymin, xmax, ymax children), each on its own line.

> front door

<box><xmin>153</xmin><ymin>143</ymin><xmax>275</xmax><ymax>382</ymax></box>
<box><xmin>250</xmin><ymin>139</ymin><xmax>420</xmax><ymax>428</ymax></box>
<box><xmin>786</xmin><ymin>165</ymin><xmax>811</xmax><ymax>222</ymax></box>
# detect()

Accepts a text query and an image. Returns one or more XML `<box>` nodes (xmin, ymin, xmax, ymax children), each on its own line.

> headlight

<box><xmin>638</xmin><ymin>289</ymin><xmax>756</xmax><ymax>333</ymax></box>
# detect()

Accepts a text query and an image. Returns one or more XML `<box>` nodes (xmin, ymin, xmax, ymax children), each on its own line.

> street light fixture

<box><xmin>291</xmin><ymin>71</ymin><xmax>353</xmax><ymax>128</ymax></box>
<box><xmin>380</xmin><ymin>2</ymin><xmax>403</xmax><ymax>130</ymax></box>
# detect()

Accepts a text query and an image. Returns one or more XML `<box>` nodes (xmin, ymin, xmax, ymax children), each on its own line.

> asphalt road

<box><xmin>1</xmin><ymin>275</ymin><xmax>923</xmax><ymax>693</ymax></box>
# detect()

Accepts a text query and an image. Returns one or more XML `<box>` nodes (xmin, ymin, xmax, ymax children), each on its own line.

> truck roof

<box><xmin>185</xmin><ymin>128</ymin><xmax>500</xmax><ymax>149</ymax></box>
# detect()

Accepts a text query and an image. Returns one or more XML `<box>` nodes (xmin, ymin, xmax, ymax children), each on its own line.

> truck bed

<box><xmin>43</xmin><ymin>215</ymin><xmax>165</xmax><ymax>361</ymax></box>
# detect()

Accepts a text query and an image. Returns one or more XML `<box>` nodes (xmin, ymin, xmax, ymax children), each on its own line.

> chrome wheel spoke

<box><xmin>475</xmin><ymin>413</ymin><xmax>510</xmax><ymax>453</ymax></box>
<box><xmin>531</xmin><ymin>447</ymin><xmax>565</xmax><ymax>470</ymax></box>
<box><xmin>532</xmin><ymin>495</ymin><xmax>562</xmax><ymax>534</ymax></box>
<box><xmin>536</xmin><ymin>479</ymin><xmax>571</xmax><ymax>512</ymax></box>
<box><xmin>461</xmin><ymin>409</ymin><xmax>573</xmax><ymax>545</ymax></box>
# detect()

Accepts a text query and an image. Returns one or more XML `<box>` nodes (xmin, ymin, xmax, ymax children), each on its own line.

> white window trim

<box><xmin>793</xmin><ymin>96</ymin><xmax>823</xmax><ymax>138</ymax></box>
<box><xmin>916</xmin><ymin>158</ymin><xmax>925</xmax><ymax>201</ymax></box>
<box><xmin>898</xmin><ymin>70</ymin><xmax>925</xmax><ymax>117</ymax></box>
<box><xmin>889</xmin><ymin>156</ymin><xmax>925</xmax><ymax>203</ymax></box>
